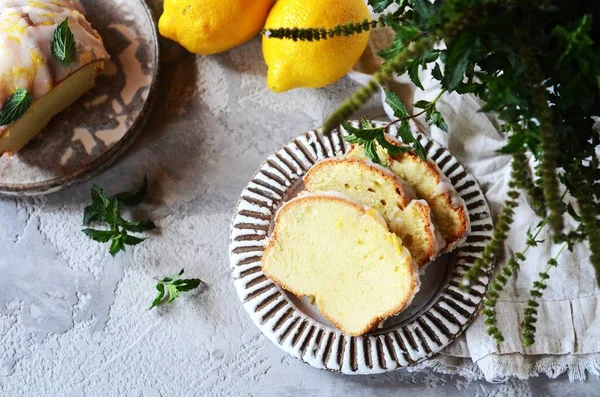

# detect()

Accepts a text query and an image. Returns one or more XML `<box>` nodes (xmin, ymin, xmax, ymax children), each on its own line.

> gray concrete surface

<box><xmin>0</xmin><ymin>28</ymin><xmax>598</xmax><ymax>396</ymax></box>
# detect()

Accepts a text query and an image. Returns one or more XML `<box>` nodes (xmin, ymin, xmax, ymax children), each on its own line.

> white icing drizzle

<box><xmin>427</xmin><ymin>159</ymin><xmax>471</xmax><ymax>250</ymax></box>
<box><xmin>0</xmin><ymin>0</ymin><xmax>109</xmax><ymax>134</ymax></box>
<box><xmin>400</xmin><ymin>253</ymin><xmax>421</xmax><ymax>313</ymax></box>
<box><xmin>432</xmin><ymin>180</ymin><xmax>455</xmax><ymax>198</ymax></box>
<box><xmin>429</xmin><ymin>161</ymin><xmax>467</xmax><ymax>209</ymax></box>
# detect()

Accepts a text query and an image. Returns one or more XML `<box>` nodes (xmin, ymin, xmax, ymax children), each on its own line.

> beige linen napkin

<box><xmin>349</xmin><ymin>29</ymin><xmax>600</xmax><ymax>381</ymax></box>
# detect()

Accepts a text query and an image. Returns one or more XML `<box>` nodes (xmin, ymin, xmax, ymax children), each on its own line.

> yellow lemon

<box><xmin>159</xmin><ymin>0</ymin><xmax>275</xmax><ymax>55</ymax></box>
<box><xmin>262</xmin><ymin>0</ymin><xmax>371</xmax><ymax>92</ymax></box>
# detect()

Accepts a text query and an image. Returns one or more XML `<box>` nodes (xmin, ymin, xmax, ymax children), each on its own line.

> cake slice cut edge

<box><xmin>389</xmin><ymin>199</ymin><xmax>446</xmax><ymax>267</ymax></box>
<box><xmin>345</xmin><ymin>135</ymin><xmax>470</xmax><ymax>251</ymax></box>
<box><xmin>303</xmin><ymin>157</ymin><xmax>442</xmax><ymax>267</ymax></box>
<box><xmin>0</xmin><ymin>61</ymin><xmax>105</xmax><ymax>156</ymax></box>
<box><xmin>262</xmin><ymin>193</ymin><xmax>420</xmax><ymax>336</ymax></box>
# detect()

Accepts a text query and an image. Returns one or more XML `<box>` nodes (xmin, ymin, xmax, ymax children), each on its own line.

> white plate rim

<box><xmin>229</xmin><ymin>121</ymin><xmax>494</xmax><ymax>374</ymax></box>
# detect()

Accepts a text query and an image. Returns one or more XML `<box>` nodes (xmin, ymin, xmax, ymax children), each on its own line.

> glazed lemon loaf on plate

<box><xmin>262</xmin><ymin>193</ymin><xmax>419</xmax><ymax>336</ymax></box>
<box><xmin>347</xmin><ymin>136</ymin><xmax>470</xmax><ymax>250</ymax></box>
<box><xmin>303</xmin><ymin>157</ymin><xmax>444</xmax><ymax>267</ymax></box>
<box><xmin>0</xmin><ymin>0</ymin><xmax>110</xmax><ymax>156</ymax></box>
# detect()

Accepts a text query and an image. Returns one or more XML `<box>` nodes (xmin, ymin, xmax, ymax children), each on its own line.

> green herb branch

<box><xmin>301</xmin><ymin>0</ymin><xmax>600</xmax><ymax>346</ymax></box>
<box><xmin>462</xmin><ymin>154</ymin><xmax>521</xmax><ymax>287</ymax></box>
<box><xmin>149</xmin><ymin>269</ymin><xmax>202</xmax><ymax>310</ymax></box>
<box><xmin>261</xmin><ymin>14</ymin><xmax>405</xmax><ymax>42</ymax></box>
<box><xmin>341</xmin><ymin>88</ymin><xmax>434</xmax><ymax>163</ymax></box>
<box><xmin>482</xmin><ymin>218</ymin><xmax>548</xmax><ymax>343</ymax></box>
<box><xmin>521</xmin><ymin>241</ymin><xmax>569</xmax><ymax>347</ymax></box>
<box><xmin>523</xmin><ymin>52</ymin><xmax>563</xmax><ymax>238</ymax></box>
<box><xmin>343</xmin><ymin>119</ymin><xmax>414</xmax><ymax>164</ymax></box>
<box><xmin>322</xmin><ymin>36</ymin><xmax>434</xmax><ymax>135</ymax></box>
<box><xmin>385</xmin><ymin>88</ymin><xmax>448</xmax><ymax>132</ymax></box>
<box><xmin>82</xmin><ymin>176</ymin><xmax>156</xmax><ymax>256</ymax></box>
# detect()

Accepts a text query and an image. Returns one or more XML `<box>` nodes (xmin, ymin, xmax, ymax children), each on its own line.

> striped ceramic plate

<box><xmin>229</xmin><ymin>121</ymin><xmax>493</xmax><ymax>374</ymax></box>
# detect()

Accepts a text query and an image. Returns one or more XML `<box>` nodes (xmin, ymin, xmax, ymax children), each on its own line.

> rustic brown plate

<box><xmin>229</xmin><ymin>121</ymin><xmax>494</xmax><ymax>374</ymax></box>
<box><xmin>0</xmin><ymin>0</ymin><xmax>159</xmax><ymax>196</ymax></box>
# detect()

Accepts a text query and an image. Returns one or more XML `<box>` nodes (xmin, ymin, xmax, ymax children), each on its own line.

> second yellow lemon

<box><xmin>159</xmin><ymin>0</ymin><xmax>275</xmax><ymax>55</ymax></box>
<box><xmin>262</xmin><ymin>0</ymin><xmax>371</xmax><ymax>92</ymax></box>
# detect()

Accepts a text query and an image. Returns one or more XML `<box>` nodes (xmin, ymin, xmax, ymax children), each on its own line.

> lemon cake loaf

<box><xmin>303</xmin><ymin>157</ymin><xmax>444</xmax><ymax>267</ymax></box>
<box><xmin>262</xmin><ymin>193</ymin><xmax>420</xmax><ymax>336</ymax></box>
<box><xmin>347</xmin><ymin>137</ymin><xmax>470</xmax><ymax>250</ymax></box>
<box><xmin>0</xmin><ymin>0</ymin><xmax>110</xmax><ymax>156</ymax></box>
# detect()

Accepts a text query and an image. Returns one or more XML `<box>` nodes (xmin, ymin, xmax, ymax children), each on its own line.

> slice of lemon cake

<box><xmin>347</xmin><ymin>136</ymin><xmax>470</xmax><ymax>251</ymax></box>
<box><xmin>0</xmin><ymin>0</ymin><xmax>110</xmax><ymax>156</ymax></box>
<box><xmin>303</xmin><ymin>157</ymin><xmax>444</xmax><ymax>267</ymax></box>
<box><xmin>262</xmin><ymin>193</ymin><xmax>419</xmax><ymax>336</ymax></box>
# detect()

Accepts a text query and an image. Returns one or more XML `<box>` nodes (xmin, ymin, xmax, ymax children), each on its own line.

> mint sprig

<box><xmin>149</xmin><ymin>269</ymin><xmax>202</xmax><ymax>310</ymax></box>
<box><xmin>52</xmin><ymin>18</ymin><xmax>76</xmax><ymax>65</ymax></box>
<box><xmin>0</xmin><ymin>88</ymin><xmax>32</xmax><ymax>126</ymax></box>
<box><xmin>82</xmin><ymin>176</ymin><xmax>156</xmax><ymax>256</ymax></box>
<box><xmin>343</xmin><ymin>119</ymin><xmax>412</xmax><ymax>164</ymax></box>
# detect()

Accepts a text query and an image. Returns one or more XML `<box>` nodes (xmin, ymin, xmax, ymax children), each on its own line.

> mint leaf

<box><xmin>427</xmin><ymin>109</ymin><xmax>449</xmax><ymax>132</ymax></box>
<box><xmin>119</xmin><ymin>219</ymin><xmax>157</xmax><ymax>233</ymax></box>
<box><xmin>397</xmin><ymin>121</ymin><xmax>427</xmax><ymax>160</ymax></box>
<box><xmin>376</xmin><ymin>134</ymin><xmax>412</xmax><ymax>158</ymax></box>
<box><xmin>109</xmin><ymin>234</ymin><xmax>126</xmax><ymax>256</ymax></box>
<box><xmin>0</xmin><ymin>88</ymin><xmax>32</xmax><ymax>127</ymax></box>
<box><xmin>52</xmin><ymin>18</ymin><xmax>76</xmax><ymax>65</ymax></box>
<box><xmin>384</xmin><ymin>89</ymin><xmax>408</xmax><ymax>118</ymax></box>
<box><xmin>443</xmin><ymin>34</ymin><xmax>475</xmax><ymax>91</ymax></box>
<box><xmin>82</xmin><ymin>177</ymin><xmax>155</xmax><ymax>256</ymax></box>
<box><xmin>408</xmin><ymin>59</ymin><xmax>424</xmax><ymax>90</ymax></box>
<box><xmin>149</xmin><ymin>283</ymin><xmax>165</xmax><ymax>310</ymax></box>
<box><xmin>414</xmin><ymin>100</ymin><xmax>431</xmax><ymax>109</ymax></box>
<box><xmin>83</xmin><ymin>185</ymin><xmax>110</xmax><ymax>225</ymax></box>
<box><xmin>116</xmin><ymin>176</ymin><xmax>149</xmax><ymax>206</ymax></box>
<box><xmin>173</xmin><ymin>278</ymin><xmax>202</xmax><ymax>292</ymax></box>
<box><xmin>377</xmin><ymin>20</ymin><xmax>420</xmax><ymax>63</ymax></box>
<box><xmin>432</xmin><ymin>63</ymin><xmax>444</xmax><ymax>80</ymax></box>
<box><xmin>123</xmin><ymin>234</ymin><xmax>146</xmax><ymax>245</ymax></box>
<box><xmin>103</xmin><ymin>197</ymin><xmax>121</xmax><ymax>226</ymax></box>
<box><xmin>498</xmin><ymin>133</ymin><xmax>528</xmax><ymax>154</ymax></box>
<box><xmin>149</xmin><ymin>269</ymin><xmax>203</xmax><ymax>309</ymax></box>
<box><xmin>364</xmin><ymin>140</ymin><xmax>381</xmax><ymax>164</ymax></box>
<box><xmin>368</xmin><ymin>0</ymin><xmax>394</xmax><ymax>13</ymax></box>
<box><xmin>413</xmin><ymin>0</ymin><xmax>435</xmax><ymax>21</ymax></box>
<box><xmin>82</xmin><ymin>228</ymin><xmax>115</xmax><ymax>243</ymax></box>
<box><xmin>166</xmin><ymin>284</ymin><xmax>180</xmax><ymax>303</ymax></box>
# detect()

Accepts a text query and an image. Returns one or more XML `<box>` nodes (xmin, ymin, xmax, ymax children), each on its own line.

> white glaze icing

<box><xmin>428</xmin><ymin>160</ymin><xmax>467</xmax><ymax>209</ymax></box>
<box><xmin>0</xmin><ymin>0</ymin><xmax>109</xmax><ymax>134</ymax></box>
<box><xmin>432</xmin><ymin>180</ymin><xmax>455</xmax><ymax>198</ymax></box>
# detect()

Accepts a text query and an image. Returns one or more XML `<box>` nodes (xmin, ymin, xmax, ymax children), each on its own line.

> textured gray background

<box><xmin>0</xmin><ymin>13</ymin><xmax>599</xmax><ymax>396</ymax></box>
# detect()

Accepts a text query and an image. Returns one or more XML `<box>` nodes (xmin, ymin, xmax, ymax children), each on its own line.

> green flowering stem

<box><xmin>521</xmin><ymin>241</ymin><xmax>568</xmax><ymax>347</ymax></box>
<box><xmin>261</xmin><ymin>15</ymin><xmax>403</xmax><ymax>42</ymax></box>
<box><xmin>522</xmin><ymin>52</ymin><xmax>563</xmax><ymax>237</ymax></box>
<box><xmin>482</xmin><ymin>217</ymin><xmax>548</xmax><ymax>342</ymax></box>
<box><xmin>461</xmin><ymin>154</ymin><xmax>523</xmax><ymax>288</ymax></box>
<box><xmin>322</xmin><ymin>38</ymin><xmax>434</xmax><ymax>135</ymax></box>
<box><xmin>571</xmin><ymin>167</ymin><xmax>600</xmax><ymax>286</ymax></box>
<box><xmin>511</xmin><ymin>150</ymin><xmax>546</xmax><ymax>217</ymax></box>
